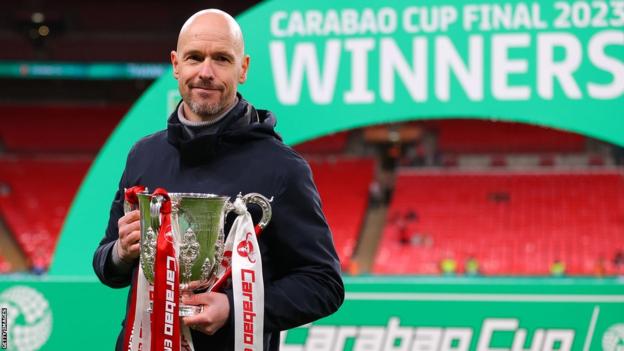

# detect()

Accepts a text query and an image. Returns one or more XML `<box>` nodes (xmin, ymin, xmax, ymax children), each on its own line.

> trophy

<box><xmin>125</xmin><ymin>188</ymin><xmax>272</xmax><ymax>317</ymax></box>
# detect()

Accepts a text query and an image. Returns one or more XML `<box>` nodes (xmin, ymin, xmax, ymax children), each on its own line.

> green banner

<box><xmin>238</xmin><ymin>0</ymin><xmax>624</xmax><ymax>145</ymax></box>
<box><xmin>284</xmin><ymin>277</ymin><xmax>624</xmax><ymax>351</ymax></box>
<box><xmin>0</xmin><ymin>277</ymin><xmax>622</xmax><ymax>350</ymax></box>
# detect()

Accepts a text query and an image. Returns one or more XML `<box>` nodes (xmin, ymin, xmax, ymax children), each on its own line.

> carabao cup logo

<box><xmin>603</xmin><ymin>323</ymin><xmax>624</xmax><ymax>351</ymax></box>
<box><xmin>236</xmin><ymin>232</ymin><xmax>257</xmax><ymax>263</ymax></box>
<box><xmin>0</xmin><ymin>286</ymin><xmax>52</xmax><ymax>351</ymax></box>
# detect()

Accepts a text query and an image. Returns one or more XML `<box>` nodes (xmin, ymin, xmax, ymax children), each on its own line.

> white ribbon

<box><xmin>129</xmin><ymin>265</ymin><xmax>150</xmax><ymax>351</ymax></box>
<box><xmin>231</xmin><ymin>198</ymin><xmax>265</xmax><ymax>351</ymax></box>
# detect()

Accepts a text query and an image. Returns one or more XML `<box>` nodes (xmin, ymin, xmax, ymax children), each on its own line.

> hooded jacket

<box><xmin>93</xmin><ymin>96</ymin><xmax>345</xmax><ymax>350</ymax></box>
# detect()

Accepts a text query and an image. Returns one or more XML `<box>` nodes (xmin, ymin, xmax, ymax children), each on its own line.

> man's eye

<box><xmin>188</xmin><ymin>55</ymin><xmax>202</xmax><ymax>62</ymax></box>
<box><xmin>215</xmin><ymin>55</ymin><xmax>230</xmax><ymax>62</ymax></box>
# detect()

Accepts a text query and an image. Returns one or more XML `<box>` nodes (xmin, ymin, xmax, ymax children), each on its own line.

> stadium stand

<box><xmin>373</xmin><ymin>169</ymin><xmax>624</xmax><ymax>276</ymax></box>
<box><xmin>433</xmin><ymin>119</ymin><xmax>586</xmax><ymax>154</ymax></box>
<box><xmin>308</xmin><ymin>157</ymin><xmax>375</xmax><ymax>270</ymax></box>
<box><xmin>0</xmin><ymin>156</ymin><xmax>91</xmax><ymax>269</ymax></box>
<box><xmin>0</xmin><ymin>104</ymin><xmax>127</xmax><ymax>152</ymax></box>
<box><xmin>293</xmin><ymin>132</ymin><xmax>349</xmax><ymax>155</ymax></box>
<box><xmin>0</xmin><ymin>103</ymin><xmax>125</xmax><ymax>271</ymax></box>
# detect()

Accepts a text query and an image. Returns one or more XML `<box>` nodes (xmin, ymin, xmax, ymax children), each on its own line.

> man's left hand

<box><xmin>181</xmin><ymin>292</ymin><xmax>230</xmax><ymax>335</ymax></box>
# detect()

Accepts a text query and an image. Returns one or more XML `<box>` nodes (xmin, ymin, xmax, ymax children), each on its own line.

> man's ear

<box><xmin>239</xmin><ymin>55</ymin><xmax>250</xmax><ymax>83</ymax></box>
<box><xmin>171</xmin><ymin>50</ymin><xmax>179</xmax><ymax>79</ymax></box>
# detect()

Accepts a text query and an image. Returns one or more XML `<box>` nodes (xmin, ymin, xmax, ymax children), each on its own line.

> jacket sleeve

<box><xmin>261</xmin><ymin>157</ymin><xmax>345</xmax><ymax>332</ymax></box>
<box><xmin>92</xmin><ymin>148</ymin><xmax>137</xmax><ymax>288</ymax></box>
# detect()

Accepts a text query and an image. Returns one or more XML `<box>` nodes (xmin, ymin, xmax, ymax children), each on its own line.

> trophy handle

<box><xmin>209</xmin><ymin>193</ymin><xmax>272</xmax><ymax>293</ymax></box>
<box><xmin>150</xmin><ymin>194</ymin><xmax>166</xmax><ymax>232</ymax></box>
<box><xmin>242</xmin><ymin>193</ymin><xmax>272</xmax><ymax>230</ymax></box>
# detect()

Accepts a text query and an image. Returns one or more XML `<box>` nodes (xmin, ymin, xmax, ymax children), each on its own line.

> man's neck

<box><xmin>180</xmin><ymin>97</ymin><xmax>239</xmax><ymax>127</ymax></box>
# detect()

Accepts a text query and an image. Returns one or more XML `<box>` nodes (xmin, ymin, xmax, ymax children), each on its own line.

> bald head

<box><xmin>171</xmin><ymin>9</ymin><xmax>250</xmax><ymax>122</ymax></box>
<box><xmin>177</xmin><ymin>9</ymin><xmax>245</xmax><ymax>58</ymax></box>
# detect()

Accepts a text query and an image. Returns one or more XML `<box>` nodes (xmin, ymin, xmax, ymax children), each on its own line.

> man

<box><xmin>93</xmin><ymin>9</ymin><xmax>344</xmax><ymax>350</ymax></box>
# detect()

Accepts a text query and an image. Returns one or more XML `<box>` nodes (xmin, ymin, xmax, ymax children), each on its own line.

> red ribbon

<box><xmin>124</xmin><ymin>186</ymin><xmax>146</xmax><ymax>206</ymax></box>
<box><xmin>151</xmin><ymin>188</ymin><xmax>180</xmax><ymax>351</ymax></box>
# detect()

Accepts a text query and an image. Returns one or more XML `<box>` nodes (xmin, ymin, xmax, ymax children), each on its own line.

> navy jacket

<box><xmin>93</xmin><ymin>96</ymin><xmax>345</xmax><ymax>350</ymax></box>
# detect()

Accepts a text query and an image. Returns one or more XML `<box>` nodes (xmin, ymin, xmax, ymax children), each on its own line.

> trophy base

<box><xmin>147</xmin><ymin>302</ymin><xmax>203</xmax><ymax>316</ymax></box>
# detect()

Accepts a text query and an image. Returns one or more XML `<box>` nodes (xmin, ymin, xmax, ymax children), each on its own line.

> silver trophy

<box><xmin>129</xmin><ymin>190</ymin><xmax>271</xmax><ymax>316</ymax></box>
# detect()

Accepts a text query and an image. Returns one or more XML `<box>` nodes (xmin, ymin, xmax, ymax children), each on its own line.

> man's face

<box><xmin>171</xmin><ymin>16</ymin><xmax>249</xmax><ymax>120</ymax></box>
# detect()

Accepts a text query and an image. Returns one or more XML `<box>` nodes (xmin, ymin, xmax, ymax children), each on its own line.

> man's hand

<box><xmin>117</xmin><ymin>210</ymin><xmax>141</xmax><ymax>263</ymax></box>
<box><xmin>182</xmin><ymin>292</ymin><xmax>230</xmax><ymax>335</ymax></box>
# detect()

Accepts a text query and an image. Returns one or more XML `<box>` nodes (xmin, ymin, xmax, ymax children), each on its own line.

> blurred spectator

<box><xmin>440</xmin><ymin>257</ymin><xmax>457</xmax><ymax>276</ymax></box>
<box><xmin>614</xmin><ymin>250</ymin><xmax>624</xmax><ymax>267</ymax></box>
<box><xmin>405</xmin><ymin>209</ymin><xmax>419</xmax><ymax>222</ymax></box>
<box><xmin>550</xmin><ymin>259</ymin><xmax>566</xmax><ymax>277</ymax></box>
<box><xmin>368</xmin><ymin>180</ymin><xmax>384</xmax><ymax>208</ymax></box>
<box><xmin>398</xmin><ymin>218</ymin><xmax>410</xmax><ymax>245</ymax></box>
<box><xmin>396</xmin><ymin>209</ymin><xmax>421</xmax><ymax>245</ymax></box>
<box><xmin>613</xmin><ymin>146</ymin><xmax>624</xmax><ymax>166</ymax></box>
<box><xmin>614</xmin><ymin>250</ymin><xmax>624</xmax><ymax>275</ymax></box>
<box><xmin>465</xmin><ymin>256</ymin><xmax>480</xmax><ymax>276</ymax></box>
<box><xmin>422</xmin><ymin>130</ymin><xmax>439</xmax><ymax>166</ymax></box>
<box><xmin>30</xmin><ymin>255</ymin><xmax>47</xmax><ymax>275</ymax></box>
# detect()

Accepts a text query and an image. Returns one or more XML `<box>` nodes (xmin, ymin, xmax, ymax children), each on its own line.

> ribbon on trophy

<box><xmin>122</xmin><ymin>185</ymin><xmax>151</xmax><ymax>351</ymax></box>
<box><xmin>150</xmin><ymin>188</ymin><xmax>181</xmax><ymax>351</ymax></box>
<box><xmin>227</xmin><ymin>196</ymin><xmax>265</xmax><ymax>351</ymax></box>
<box><xmin>122</xmin><ymin>187</ymin><xmax>269</xmax><ymax>351</ymax></box>
<box><xmin>123</xmin><ymin>187</ymin><xmax>185</xmax><ymax>351</ymax></box>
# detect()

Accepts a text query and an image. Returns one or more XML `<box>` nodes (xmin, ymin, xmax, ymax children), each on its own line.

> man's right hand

<box><xmin>117</xmin><ymin>209</ymin><xmax>141</xmax><ymax>263</ymax></box>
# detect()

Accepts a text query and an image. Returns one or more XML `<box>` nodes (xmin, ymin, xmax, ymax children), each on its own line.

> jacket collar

<box><xmin>166</xmin><ymin>93</ymin><xmax>279</xmax><ymax>164</ymax></box>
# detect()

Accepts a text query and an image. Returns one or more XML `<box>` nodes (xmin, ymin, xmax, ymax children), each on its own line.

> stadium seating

<box><xmin>0</xmin><ymin>157</ymin><xmax>91</xmax><ymax>268</ymax></box>
<box><xmin>433</xmin><ymin>119</ymin><xmax>586</xmax><ymax>154</ymax></box>
<box><xmin>308</xmin><ymin>158</ymin><xmax>374</xmax><ymax>269</ymax></box>
<box><xmin>0</xmin><ymin>154</ymin><xmax>374</xmax><ymax>271</ymax></box>
<box><xmin>0</xmin><ymin>104</ymin><xmax>126</xmax><ymax>152</ymax></box>
<box><xmin>294</xmin><ymin>131</ymin><xmax>349</xmax><ymax>155</ymax></box>
<box><xmin>373</xmin><ymin>170</ymin><xmax>624</xmax><ymax>276</ymax></box>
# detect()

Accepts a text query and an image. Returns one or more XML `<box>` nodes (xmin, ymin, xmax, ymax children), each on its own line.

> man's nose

<box><xmin>198</xmin><ymin>59</ymin><xmax>215</xmax><ymax>80</ymax></box>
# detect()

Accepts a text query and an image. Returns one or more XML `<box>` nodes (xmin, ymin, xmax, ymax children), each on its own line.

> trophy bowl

<box><xmin>133</xmin><ymin>191</ymin><xmax>271</xmax><ymax>317</ymax></box>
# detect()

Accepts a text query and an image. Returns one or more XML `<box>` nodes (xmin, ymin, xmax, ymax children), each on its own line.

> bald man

<box><xmin>93</xmin><ymin>9</ymin><xmax>344</xmax><ymax>351</ymax></box>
